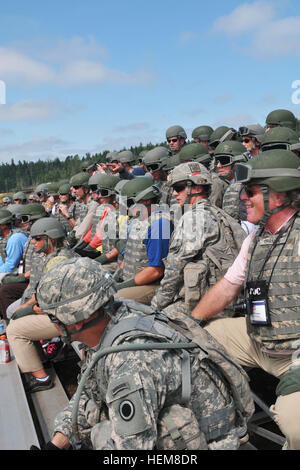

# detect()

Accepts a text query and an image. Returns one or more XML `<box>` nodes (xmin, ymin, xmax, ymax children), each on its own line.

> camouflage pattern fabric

<box><xmin>152</xmin><ymin>199</ymin><xmax>227</xmax><ymax>311</ymax></box>
<box><xmin>122</xmin><ymin>209</ymin><xmax>171</xmax><ymax>281</ymax></box>
<box><xmin>222</xmin><ymin>182</ymin><xmax>246</xmax><ymax>222</ymax></box>
<box><xmin>245</xmin><ymin>215</ymin><xmax>300</xmax><ymax>351</ymax></box>
<box><xmin>21</xmin><ymin>247</ymin><xmax>75</xmax><ymax>303</ymax></box>
<box><xmin>209</xmin><ymin>173</ymin><xmax>228</xmax><ymax>208</ymax></box>
<box><xmin>53</xmin><ymin>302</ymin><xmax>240</xmax><ymax>450</ymax></box>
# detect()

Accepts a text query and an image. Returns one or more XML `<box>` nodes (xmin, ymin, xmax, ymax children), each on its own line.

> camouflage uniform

<box><xmin>151</xmin><ymin>199</ymin><xmax>245</xmax><ymax>313</ymax></box>
<box><xmin>52</xmin><ymin>301</ymin><xmax>243</xmax><ymax>450</ymax></box>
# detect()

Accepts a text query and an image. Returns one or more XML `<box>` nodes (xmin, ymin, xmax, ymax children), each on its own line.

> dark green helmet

<box><xmin>192</xmin><ymin>125</ymin><xmax>213</xmax><ymax>141</ymax></box>
<box><xmin>239</xmin><ymin>124</ymin><xmax>265</xmax><ymax>143</ymax></box>
<box><xmin>70</xmin><ymin>172</ymin><xmax>90</xmax><ymax>187</ymax></box>
<box><xmin>235</xmin><ymin>149</ymin><xmax>300</xmax><ymax>192</ymax></box>
<box><xmin>20</xmin><ymin>203</ymin><xmax>47</xmax><ymax>221</ymax></box>
<box><xmin>143</xmin><ymin>146</ymin><xmax>169</xmax><ymax>169</ymax></box>
<box><xmin>177</xmin><ymin>142</ymin><xmax>208</xmax><ymax>163</ymax></box>
<box><xmin>59</xmin><ymin>183</ymin><xmax>71</xmax><ymax>195</ymax></box>
<box><xmin>0</xmin><ymin>209</ymin><xmax>13</xmax><ymax>224</ymax></box>
<box><xmin>13</xmin><ymin>191</ymin><xmax>27</xmax><ymax>202</ymax></box>
<box><xmin>36</xmin><ymin>257</ymin><xmax>117</xmax><ymax>325</ymax></box>
<box><xmin>260</xmin><ymin>126</ymin><xmax>300</xmax><ymax>152</ymax></box>
<box><xmin>266</xmin><ymin>109</ymin><xmax>297</xmax><ymax>131</ymax></box>
<box><xmin>30</xmin><ymin>217</ymin><xmax>66</xmax><ymax>239</ymax></box>
<box><xmin>106</xmin><ymin>151</ymin><xmax>119</xmax><ymax>163</ymax></box>
<box><xmin>209</xmin><ymin>126</ymin><xmax>238</xmax><ymax>150</ymax></box>
<box><xmin>118</xmin><ymin>150</ymin><xmax>136</xmax><ymax>164</ymax></box>
<box><xmin>164</xmin><ymin>154</ymin><xmax>180</xmax><ymax>172</ymax></box>
<box><xmin>35</xmin><ymin>183</ymin><xmax>49</xmax><ymax>197</ymax></box>
<box><xmin>166</xmin><ymin>125</ymin><xmax>187</xmax><ymax>140</ymax></box>
<box><xmin>121</xmin><ymin>176</ymin><xmax>161</xmax><ymax>203</ymax></box>
<box><xmin>88</xmin><ymin>174</ymin><xmax>120</xmax><ymax>196</ymax></box>
<box><xmin>214</xmin><ymin>141</ymin><xmax>247</xmax><ymax>165</ymax></box>
<box><xmin>47</xmin><ymin>182</ymin><xmax>60</xmax><ymax>196</ymax></box>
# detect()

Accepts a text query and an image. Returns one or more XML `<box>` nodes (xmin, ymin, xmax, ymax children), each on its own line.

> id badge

<box><xmin>246</xmin><ymin>280</ymin><xmax>271</xmax><ymax>326</ymax></box>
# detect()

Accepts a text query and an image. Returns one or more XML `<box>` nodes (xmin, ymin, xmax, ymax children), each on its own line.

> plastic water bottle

<box><xmin>18</xmin><ymin>260</ymin><xmax>24</xmax><ymax>275</ymax></box>
<box><xmin>0</xmin><ymin>333</ymin><xmax>11</xmax><ymax>364</ymax></box>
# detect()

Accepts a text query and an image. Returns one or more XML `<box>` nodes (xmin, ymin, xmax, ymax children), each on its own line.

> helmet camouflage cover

<box><xmin>36</xmin><ymin>257</ymin><xmax>117</xmax><ymax>324</ymax></box>
<box><xmin>168</xmin><ymin>161</ymin><xmax>212</xmax><ymax>186</ymax></box>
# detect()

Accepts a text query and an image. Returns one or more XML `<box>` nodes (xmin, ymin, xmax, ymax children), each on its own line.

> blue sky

<box><xmin>0</xmin><ymin>0</ymin><xmax>299</xmax><ymax>163</ymax></box>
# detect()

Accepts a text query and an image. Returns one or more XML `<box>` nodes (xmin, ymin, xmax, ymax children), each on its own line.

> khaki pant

<box><xmin>206</xmin><ymin>316</ymin><xmax>300</xmax><ymax>450</ymax></box>
<box><xmin>115</xmin><ymin>284</ymin><xmax>159</xmax><ymax>306</ymax></box>
<box><xmin>6</xmin><ymin>314</ymin><xmax>58</xmax><ymax>373</ymax></box>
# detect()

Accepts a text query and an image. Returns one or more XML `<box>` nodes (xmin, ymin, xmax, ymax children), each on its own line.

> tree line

<box><xmin>0</xmin><ymin>142</ymin><xmax>160</xmax><ymax>194</ymax></box>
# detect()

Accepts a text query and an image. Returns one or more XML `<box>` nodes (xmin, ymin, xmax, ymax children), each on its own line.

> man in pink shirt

<box><xmin>191</xmin><ymin>148</ymin><xmax>300</xmax><ymax>450</ymax></box>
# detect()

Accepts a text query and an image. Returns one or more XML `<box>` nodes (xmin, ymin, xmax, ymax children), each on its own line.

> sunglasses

<box><xmin>72</xmin><ymin>185</ymin><xmax>82</xmax><ymax>190</ymax></box>
<box><xmin>32</xmin><ymin>235</ymin><xmax>43</xmax><ymax>241</ymax></box>
<box><xmin>146</xmin><ymin>163</ymin><xmax>160</xmax><ymax>171</ymax></box>
<box><xmin>243</xmin><ymin>186</ymin><xmax>257</xmax><ymax>198</ymax></box>
<box><xmin>21</xmin><ymin>215</ymin><xmax>31</xmax><ymax>223</ymax></box>
<box><xmin>215</xmin><ymin>156</ymin><xmax>232</xmax><ymax>167</ymax></box>
<box><xmin>242</xmin><ymin>138</ymin><xmax>251</xmax><ymax>144</ymax></box>
<box><xmin>168</xmin><ymin>138</ymin><xmax>178</xmax><ymax>143</ymax></box>
<box><xmin>173</xmin><ymin>183</ymin><xmax>187</xmax><ymax>193</ymax></box>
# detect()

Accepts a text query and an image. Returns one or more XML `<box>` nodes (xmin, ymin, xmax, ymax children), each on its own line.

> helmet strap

<box><xmin>258</xmin><ymin>185</ymin><xmax>290</xmax><ymax>231</ymax></box>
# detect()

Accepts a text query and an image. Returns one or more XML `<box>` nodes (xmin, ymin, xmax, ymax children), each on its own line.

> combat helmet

<box><xmin>13</xmin><ymin>191</ymin><xmax>27</xmax><ymax>203</ymax></box>
<box><xmin>70</xmin><ymin>172</ymin><xmax>90</xmax><ymax>188</ymax></box>
<box><xmin>0</xmin><ymin>208</ymin><xmax>14</xmax><ymax>225</ymax></box>
<box><xmin>118</xmin><ymin>150</ymin><xmax>136</xmax><ymax>165</ymax></box>
<box><xmin>20</xmin><ymin>202</ymin><xmax>47</xmax><ymax>223</ymax></box>
<box><xmin>260</xmin><ymin>126</ymin><xmax>300</xmax><ymax>153</ymax></box>
<box><xmin>143</xmin><ymin>146</ymin><xmax>169</xmax><ymax>171</ymax></box>
<box><xmin>265</xmin><ymin>109</ymin><xmax>297</xmax><ymax>131</ymax></box>
<box><xmin>121</xmin><ymin>176</ymin><xmax>161</xmax><ymax>205</ymax></box>
<box><xmin>239</xmin><ymin>124</ymin><xmax>265</xmax><ymax>143</ymax></box>
<box><xmin>47</xmin><ymin>182</ymin><xmax>60</xmax><ymax>197</ymax></box>
<box><xmin>209</xmin><ymin>126</ymin><xmax>239</xmax><ymax>151</ymax></box>
<box><xmin>59</xmin><ymin>183</ymin><xmax>71</xmax><ymax>195</ymax></box>
<box><xmin>213</xmin><ymin>141</ymin><xmax>247</xmax><ymax>167</ymax></box>
<box><xmin>166</xmin><ymin>125</ymin><xmax>187</xmax><ymax>140</ymax></box>
<box><xmin>35</xmin><ymin>183</ymin><xmax>49</xmax><ymax>198</ymax></box>
<box><xmin>235</xmin><ymin>149</ymin><xmax>300</xmax><ymax>227</ymax></box>
<box><xmin>88</xmin><ymin>173</ymin><xmax>120</xmax><ymax>197</ymax></box>
<box><xmin>30</xmin><ymin>217</ymin><xmax>66</xmax><ymax>240</ymax></box>
<box><xmin>106</xmin><ymin>151</ymin><xmax>119</xmax><ymax>163</ymax></box>
<box><xmin>167</xmin><ymin>161</ymin><xmax>211</xmax><ymax>187</ymax></box>
<box><xmin>192</xmin><ymin>125</ymin><xmax>214</xmax><ymax>142</ymax></box>
<box><xmin>36</xmin><ymin>257</ymin><xmax>117</xmax><ymax>326</ymax></box>
<box><xmin>177</xmin><ymin>142</ymin><xmax>208</xmax><ymax>163</ymax></box>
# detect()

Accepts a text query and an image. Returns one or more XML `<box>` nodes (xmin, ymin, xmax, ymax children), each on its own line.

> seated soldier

<box><xmin>151</xmin><ymin>161</ymin><xmax>246</xmax><ymax>315</ymax></box>
<box><xmin>30</xmin><ymin>257</ymin><xmax>254</xmax><ymax>450</ymax></box>
<box><xmin>6</xmin><ymin>218</ymin><xmax>75</xmax><ymax>393</ymax></box>
<box><xmin>114</xmin><ymin>177</ymin><xmax>172</xmax><ymax>305</ymax></box>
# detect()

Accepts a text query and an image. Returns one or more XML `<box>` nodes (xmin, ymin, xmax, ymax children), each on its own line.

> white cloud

<box><xmin>178</xmin><ymin>31</ymin><xmax>198</xmax><ymax>46</ymax></box>
<box><xmin>0</xmin><ymin>39</ymin><xmax>155</xmax><ymax>88</ymax></box>
<box><xmin>211</xmin><ymin>2</ymin><xmax>300</xmax><ymax>59</ymax></box>
<box><xmin>212</xmin><ymin>1</ymin><xmax>275</xmax><ymax>36</ymax></box>
<box><xmin>0</xmin><ymin>136</ymin><xmax>70</xmax><ymax>162</ymax></box>
<box><xmin>0</xmin><ymin>99</ymin><xmax>79</xmax><ymax>121</ymax></box>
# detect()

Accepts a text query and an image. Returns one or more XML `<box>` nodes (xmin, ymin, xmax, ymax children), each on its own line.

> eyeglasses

<box><xmin>21</xmin><ymin>215</ymin><xmax>31</xmax><ymax>223</ymax></box>
<box><xmin>146</xmin><ymin>163</ymin><xmax>160</xmax><ymax>171</ymax></box>
<box><xmin>215</xmin><ymin>155</ymin><xmax>232</xmax><ymax>167</ymax></box>
<box><xmin>242</xmin><ymin>138</ymin><xmax>251</xmax><ymax>144</ymax></box>
<box><xmin>243</xmin><ymin>186</ymin><xmax>256</xmax><ymax>198</ymax></box>
<box><xmin>167</xmin><ymin>138</ymin><xmax>178</xmax><ymax>143</ymax></box>
<box><xmin>31</xmin><ymin>235</ymin><xmax>43</xmax><ymax>241</ymax></box>
<box><xmin>172</xmin><ymin>183</ymin><xmax>187</xmax><ymax>193</ymax></box>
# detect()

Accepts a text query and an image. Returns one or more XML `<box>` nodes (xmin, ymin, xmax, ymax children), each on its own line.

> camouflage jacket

<box><xmin>53</xmin><ymin>301</ymin><xmax>242</xmax><ymax>450</ymax></box>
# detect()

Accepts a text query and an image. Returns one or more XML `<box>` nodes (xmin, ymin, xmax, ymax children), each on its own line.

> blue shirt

<box><xmin>125</xmin><ymin>211</ymin><xmax>172</xmax><ymax>267</ymax></box>
<box><xmin>0</xmin><ymin>231</ymin><xmax>28</xmax><ymax>273</ymax></box>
